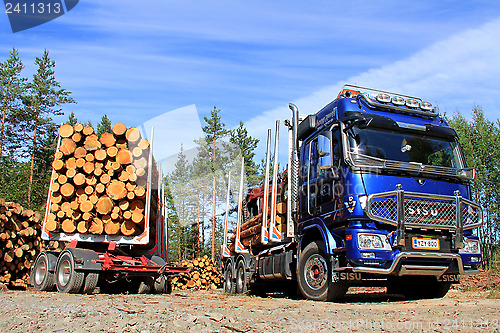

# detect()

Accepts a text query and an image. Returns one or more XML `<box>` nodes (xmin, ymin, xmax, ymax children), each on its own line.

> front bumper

<box><xmin>335</xmin><ymin>251</ymin><xmax>479</xmax><ymax>276</ymax></box>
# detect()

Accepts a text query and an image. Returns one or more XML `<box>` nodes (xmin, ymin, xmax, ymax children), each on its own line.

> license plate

<box><xmin>412</xmin><ymin>237</ymin><xmax>440</xmax><ymax>250</ymax></box>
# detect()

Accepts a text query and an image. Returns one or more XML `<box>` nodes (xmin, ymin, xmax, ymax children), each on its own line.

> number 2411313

<box><xmin>5</xmin><ymin>2</ymin><xmax>62</xmax><ymax>14</ymax></box>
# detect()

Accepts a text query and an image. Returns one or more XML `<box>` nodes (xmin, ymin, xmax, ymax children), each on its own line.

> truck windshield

<box><xmin>347</xmin><ymin>127</ymin><xmax>463</xmax><ymax>169</ymax></box>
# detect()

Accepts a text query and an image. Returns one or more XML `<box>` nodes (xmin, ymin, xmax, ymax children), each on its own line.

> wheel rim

<box><xmin>34</xmin><ymin>257</ymin><xmax>47</xmax><ymax>285</ymax></box>
<box><xmin>225</xmin><ymin>269</ymin><xmax>232</xmax><ymax>292</ymax></box>
<box><xmin>304</xmin><ymin>254</ymin><xmax>328</xmax><ymax>291</ymax></box>
<box><xmin>58</xmin><ymin>258</ymin><xmax>71</xmax><ymax>287</ymax></box>
<box><xmin>236</xmin><ymin>266</ymin><xmax>244</xmax><ymax>292</ymax></box>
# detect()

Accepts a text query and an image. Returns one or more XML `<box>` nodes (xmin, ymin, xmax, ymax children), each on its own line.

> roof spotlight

<box><xmin>392</xmin><ymin>96</ymin><xmax>405</xmax><ymax>106</ymax></box>
<box><xmin>421</xmin><ymin>101</ymin><xmax>433</xmax><ymax>111</ymax></box>
<box><xmin>406</xmin><ymin>99</ymin><xmax>419</xmax><ymax>108</ymax></box>
<box><xmin>376</xmin><ymin>93</ymin><xmax>391</xmax><ymax>103</ymax></box>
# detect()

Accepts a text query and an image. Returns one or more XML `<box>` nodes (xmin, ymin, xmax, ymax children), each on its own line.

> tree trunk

<box><xmin>27</xmin><ymin>107</ymin><xmax>40</xmax><ymax>207</ymax></box>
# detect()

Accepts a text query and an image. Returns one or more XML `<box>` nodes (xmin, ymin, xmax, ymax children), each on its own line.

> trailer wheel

<box><xmin>235</xmin><ymin>260</ymin><xmax>249</xmax><ymax>294</ymax></box>
<box><xmin>223</xmin><ymin>263</ymin><xmax>236</xmax><ymax>294</ymax></box>
<box><xmin>82</xmin><ymin>273</ymin><xmax>99</xmax><ymax>294</ymax></box>
<box><xmin>297</xmin><ymin>241</ymin><xmax>347</xmax><ymax>301</ymax></box>
<box><xmin>31</xmin><ymin>252</ymin><xmax>57</xmax><ymax>291</ymax></box>
<box><xmin>55</xmin><ymin>251</ymin><xmax>85</xmax><ymax>293</ymax></box>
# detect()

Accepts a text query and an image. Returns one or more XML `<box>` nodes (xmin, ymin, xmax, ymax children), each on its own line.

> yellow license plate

<box><xmin>412</xmin><ymin>237</ymin><xmax>440</xmax><ymax>250</ymax></box>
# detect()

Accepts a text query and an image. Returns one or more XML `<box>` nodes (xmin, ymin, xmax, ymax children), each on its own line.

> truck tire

<box><xmin>138</xmin><ymin>256</ymin><xmax>166</xmax><ymax>294</ymax></box>
<box><xmin>31</xmin><ymin>252</ymin><xmax>57</xmax><ymax>291</ymax></box>
<box><xmin>82</xmin><ymin>273</ymin><xmax>99</xmax><ymax>294</ymax></box>
<box><xmin>55</xmin><ymin>251</ymin><xmax>85</xmax><ymax>293</ymax></box>
<box><xmin>224</xmin><ymin>264</ymin><xmax>236</xmax><ymax>294</ymax></box>
<box><xmin>297</xmin><ymin>241</ymin><xmax>347</xmax><ymax>301</ymax></box>
<box><xmin>235</xmin><ymin>260</ymin><xmax>249</xmax><ymax>294</ymax></box>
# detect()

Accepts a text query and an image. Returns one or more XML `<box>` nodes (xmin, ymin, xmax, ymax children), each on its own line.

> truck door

<box><xmin>301</xmin><ymin>126</ymin><xmax>342</xmax><ymax>220</ymax></box>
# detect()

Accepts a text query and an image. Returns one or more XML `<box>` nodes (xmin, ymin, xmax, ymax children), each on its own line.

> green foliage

<box><xmin>448</xmin><ymin>107</ymin><xmax>500</xmax><ymax>267</ymax></box>
<box><xmin>0</xmin><ymin>47</ymin><xmax>26</xmax><ymax>157</ymax></box>
<box><xmin>66</xmin><ymin>111</ymin><xmax>78</xmax><ymax>126</ymax></box>
<box><xmin>230</xmin><ymin>121</ymin><xmax>260</xmax><ymax>186</ymax></box>
<box><xmin>96</xmin><ymin>114</ymin><xmax>112</xmax><ymax>137</ymax></box>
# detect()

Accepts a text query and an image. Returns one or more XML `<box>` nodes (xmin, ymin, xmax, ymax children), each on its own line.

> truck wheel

<box><xmin>235</xmin><ymin>260</ymin><xmax>249</xmax><ymax>294</ymax></box>
<box><xmin>55</xmin><ymin>251</ymin><xmax>85</xmax><ymax>293</ymax></box>
<box><xmin>31</xmin><ymin>252</ymin><xmax>57</xmax><ymax>291</ymax></box>
<box><xmin>297</xmin><ymin>241</ymin><xmax>347</xmax><ymax>301</ymax></box>
<box><xmin>224</xmin><ymin>264</ymin><xmax>236</xmax><ymax>294</ymax></box>
<box><xmin>82</xmin><ymin>273</ymin><xmax>99</xmax><ymax>294</ymax></box>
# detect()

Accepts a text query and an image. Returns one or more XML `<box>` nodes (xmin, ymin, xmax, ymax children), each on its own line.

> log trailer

<box><xmin>30</xmin><ymin>127</ymin><xmax>188</xmax><ymax>294</ymax></box>
<box><xmin>221</xmin><ymin>84</ymin><xmax>483</xmax><ymax>301</ymax></box>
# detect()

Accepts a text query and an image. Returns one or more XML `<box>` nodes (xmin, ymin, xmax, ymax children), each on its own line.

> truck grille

<box><xmin>367</xmin><ymin>191</ymin><xmax>482</xmax><ymax>230</ymax></box>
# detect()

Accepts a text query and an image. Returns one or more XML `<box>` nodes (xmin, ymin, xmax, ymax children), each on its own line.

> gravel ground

<box><xmin>0</xmin><ymin>286</ymin><xmax>499</xmax><ymax>333</ymax></box>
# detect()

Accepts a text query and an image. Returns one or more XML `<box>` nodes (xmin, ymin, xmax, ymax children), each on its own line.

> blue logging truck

<box><xmin>221</xmin><ymin>84</ymin><xmax>482</xmax><ymax>301</ymax></box>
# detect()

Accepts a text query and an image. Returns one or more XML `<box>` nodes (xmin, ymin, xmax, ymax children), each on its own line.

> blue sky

<box><xmin>1</xmin><ymin>1</ymin><xmax>500</xmax><ymax>163</ymax></box>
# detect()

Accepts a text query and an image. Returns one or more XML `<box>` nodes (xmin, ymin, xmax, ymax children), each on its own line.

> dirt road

<box><xmin>0</xmin><ymin>286</ymin><xmax>499</xmax><ymax>333</ymax></box>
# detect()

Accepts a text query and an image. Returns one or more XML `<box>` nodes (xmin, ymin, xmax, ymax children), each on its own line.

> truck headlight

<box><xmin>357</xmin><ymin>234</ymin><xmax>391</xmax><ymax>250</ymax></box>
<box><xmin>459</xmin><ymin>238</ymin><xmax>481</xmax><ymax>254</ymax></box>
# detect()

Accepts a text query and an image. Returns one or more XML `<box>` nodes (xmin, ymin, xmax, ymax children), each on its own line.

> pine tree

<box><xmin>97</xmin><ymin>114</ymin><xmax>112</xmax><ymax>137</ymax></box>
<box><xmin>22</xmin><ymin>50</ymin><xmax>75</xmax><ymax>206</ymax></box>
<box><xmin>0</xmin><ymin>48</ymin><xmax>26</xmax><ymax>158</ymax></box>
<box><xmin>230</xmin><ymin>121</ymin><xmax>260</xmax><ymax>186</ymax></box>
<box><xmin>66</xmin><ymin>111</ymin><xmax>78</xmax><ymax>126</ymax></box>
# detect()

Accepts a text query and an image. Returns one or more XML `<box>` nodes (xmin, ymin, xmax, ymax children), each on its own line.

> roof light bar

<box><xmin>339</xmin><ymin>84</ymin><xmax>439</xmax><ymax>117</ymax></box>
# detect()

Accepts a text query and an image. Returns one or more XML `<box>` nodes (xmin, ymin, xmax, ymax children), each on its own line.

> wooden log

<box><xmin>57</xmin><ymin>174</ymin><xmax>68</xmax><ymax>185</ymax></box>
<box><xmin>84</xmin><ymin>134</ymin><xmax>101</xmax><ymax>151</ymax></box>
<box><xmin>74</xmin><ymin>123</ymin><xmax>84</xmax><ymax>132</ymax></box>
<box><xmin>116</xmin><ymin>139</ymin><xmax>127</xmax><ymax>149</ymax></box>
<box><xmin>130</xmin><ymin>200</ymin><xmax>144</xmax><ymax>214</ymax></box>
<box><xmin>121</xmin><ymin>220</ymin><xmax>138</xmax><ymax>236</ymax></box>
<box><xmin>131</xmin><ymin>211</ymin><xmax>144</xmax><ymax>224</ymax></box>
<box><xmin>134</xmin><ymin>186</ymin><xmax>146</xmax><ymax>199</ymax></box>
<box><xmin>112</xmin><ymin>123</ymin><xmax>127</xmax><ymax>137</ymax></box>
<box><xmin>52</xmin><ymin>159</ymin><xmax>65</xmax><ymax>172</ymax></box>
<box><xmin>100</xmin><ymin>173</ymin><xmax>111</xmax><ymax>184</ymax></box>
<box><xmin>89</xmin><ymin>218</ymin><xmax>103</xmax><ymax>235</ymax></box>
<box><xmin>80</xmin><ymin>200</ymin><xmax>93</xmax><ymax>213</ymax></box>
<box><xmin>96</xmin><ymin>196</ymin><xmax>113</xmax><ymax>215</ymax></box>
<box><xmin>85</xmin><ymin>153</ymin><xmax>94</xmax><ymax>162</ymax></box>
<box><xmin>59</xmin><ymin>124</ymin><xmax>74</xmax><ymax>138</ymax></box>
<box><xmin>95</xmin><ymin>183</ymin><xmax>106</xmax><ymax>194</ymax></box>
<box><xmin>60</xmin><ymin>183</ymin><xmax>74</xmax><ymax>198</ymax></box>
<box><xmin>116</xmin><ymin>149</ymin><xmax>132</xmax><ymax>165</ymax></box>
<box><xmin>82</xmin><ymin>126</ymin><xmax>94</xmax><ymax>136</ymax></box>
<box><xmin>77</xmin><ymin>221</ymin><xmax>89</xmax><ymax>234</ymax></box>
<box><xmin>125</xmin><ymin>127</ymin><xmax>141</xmax><ymax>143</ymax></box>
<box><xmin>99</xmin><ymin>132</ymin><xmax>116</xmax><ymax>148</ymax></box>
<box><xmin>107</xmin><ymin>180</ymin><xmax>127</xmax><ymax>200</ymax></box>
<box><xmin>52</xmin><ymin>192</ymin><xmax>62</xmax><ymax>204</ymax></box>
<box><xmin>138</xmin><ymin>138</ymin><xmax>150</xmax><ymax>150</ymax></box>
<box><xmin>94</xmin><ymin>167</ymin><xmax>103</xmax><ymax>177</ymax></box>
<box><xmin>95</xmin><ymin>149</ymin><xmax>107</xmax><ymax>161</ymax></box>
<box><xmin>75</xmin><ymin>157</ymin><xmax>85</xmax><ymax>169</ymax></box>
<box><xmin>133</xmin><ymin>157</ymin><xmax>147</xmax><ymax>169</ymax></box>
<box><xmin>71</xmin><ymin>132</ymin><xmax>82</xmax><ymax>143</ymax></box>
<box><xmin>66</xmin><ymin>168</ymin><xmax>77</xmax><ymax>178</ymax></box>
<box><xmin>106</xmin><ymin>146</ymin><xmax>118</xmax><ymax>158</ymax></box>
<box><xmin>73</xmin><ymin>173</ymin><xmax>86</xmax><ymax>187</ymax></box>
<box><xmin>83</xmin><ymin>161</ymin><xmax>95</xmax><ymax>174</ymax></box>
<box><xmin>118</xmin><ymin>200</ymin><xmax>129</xmax><ymax>211</ymax></box>
<box><xmin>60</xmin><ymin>138</ymin><xmax>77</xmax><ymax>156</ymax></box>
<box><xmin>104</xmin><ymin>220</ymin><xmax>120</xmax><ymax>235</ymax></box>
<box><xmin>61</xmin><ymin>219</ymin><xmax>77</xmax><ymax>233</ymax></box>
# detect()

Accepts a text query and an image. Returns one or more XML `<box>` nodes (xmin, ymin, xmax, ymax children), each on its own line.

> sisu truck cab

<box><xmin>222</xmin><ymin>84</ymin><xmax>482</xmax><ymax>301</ymax></box>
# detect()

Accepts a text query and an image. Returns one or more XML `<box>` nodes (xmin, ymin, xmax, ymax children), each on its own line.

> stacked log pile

<box><xmin>0</xmin><ymin>199</ymin><xmax>64</xmax><ymax>289</ymax></box>
<box><xmin>47</xmin><ymin>123</ymin><xmax>156</xmax><ymax>237</ymax></box>
<box><xmin>170</xmin><ymin>255</ymin><xmax>222</xmax><ymax>291</ymax></box>
<box><xmin>228</xmin><ymin>202</ymin><xmax>287</xmax><ymax>251</ymax></box>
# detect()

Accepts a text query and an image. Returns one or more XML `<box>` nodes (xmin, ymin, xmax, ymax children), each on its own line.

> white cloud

<box><xmin>245</xmin><ymin>17</ymin><xmax>500</xmax><ymax>160</ymax></box>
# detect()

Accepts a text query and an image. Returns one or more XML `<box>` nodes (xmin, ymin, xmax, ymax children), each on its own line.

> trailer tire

<box><xmin>31</xmin><ymin>252</ymin><xmax>57</xmax><ymax>292</ymax></box>
<box><xmin>297</xmin><ymin>241</ymin><xmax>347</xmax><ymax>301</ymax></box>
<box><xmin>223</xmin><ymin>263</ymin><xmax>236</xmax><ymax>294</ymax></box>
<box><xmin>82</xmin><ymin>273</ymin><xmax>99</xmax><ymax>294</ymax></box>
<box><xmin>55</xmin><ymin>251</ymin><xmax>85</xmax><ymax>293</ymax></box>
<box><xmin>235</xmin><ymin>260</ymin><xmax>249</xmax><ymax>294</ymax></box>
